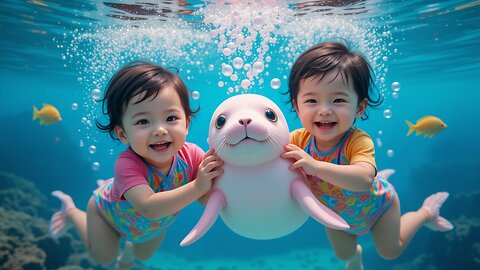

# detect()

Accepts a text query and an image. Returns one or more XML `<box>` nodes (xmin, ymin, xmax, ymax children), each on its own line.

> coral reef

<box><xmin>428</xmin><ymin>192</ymin><xmax>480</xmax><ymax>270</ymax></box>
<box><xmin>0</xmin><ymin>171</ymin><xmax>155</xmax><ymax>270</ymax></box>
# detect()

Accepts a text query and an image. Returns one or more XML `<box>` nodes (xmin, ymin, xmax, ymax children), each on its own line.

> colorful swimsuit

<box><xmin>93</xmin><ymin>143</ymin><xmax>203</xmax><ymax>243</ymax></box>
<box><xmin>291</xmin><ymin>128</ymin><xmax>395</xmax><ymax>235</ymax></box>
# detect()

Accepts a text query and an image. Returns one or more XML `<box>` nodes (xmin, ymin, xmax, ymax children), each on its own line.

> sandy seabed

<box><xmin>144</xmin><ymin>247</ymin><xmax>343</xmax><ymax>270</ymax></box>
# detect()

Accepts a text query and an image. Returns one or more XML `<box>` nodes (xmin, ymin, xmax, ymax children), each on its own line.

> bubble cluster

<box><xmin>59</xmin><ymin>19</ymin><xmax>211</xmax><ymax>155</ymax></box>
<box><xmin>201</xmin><ymin>1</ymin><xmax>292</xmax><ymax>92</ymax></box>
<box><xmin>57</xmin><ymin>0</ymin><xmax>395</xmax><ymax>164</ymax></box>
<box><xmin>279</xmin><ymin>14</ymin><xmax>394</xmax><ymax>104</ymax></box>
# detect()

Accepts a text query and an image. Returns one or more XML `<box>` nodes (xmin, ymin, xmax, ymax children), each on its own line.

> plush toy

<box><xmin>181</xmin><ymin>94</ymin><xmax>348</xmax><ymax>246</ymax></box>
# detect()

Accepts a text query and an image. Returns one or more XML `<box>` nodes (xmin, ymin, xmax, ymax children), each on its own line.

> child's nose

<box><xmin>318</xmin><ymin>106</ymin><xmax>332</xmax><ymax>116</ymax></box>
<box><xmin>153</xmin><ymin>126</ymin><xmax>168</xmax><ymax>136</ymax></box>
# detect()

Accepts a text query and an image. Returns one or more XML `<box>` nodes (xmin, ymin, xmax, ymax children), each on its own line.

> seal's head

<box><xmin>208</xmin><ymin>94</ymin><xmax>289</xmax><ymax>167</ymax></box>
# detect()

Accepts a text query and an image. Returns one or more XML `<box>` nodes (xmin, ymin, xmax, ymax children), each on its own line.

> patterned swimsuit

<box><xmin>93</xmin><ymin>155</ymin><xmax>190</xmax><ymax>243</ymax></box>
<box><xmin>304</xmin><ymin>129</ymin><xmax>396</xmax><ymax>235</ymax></box>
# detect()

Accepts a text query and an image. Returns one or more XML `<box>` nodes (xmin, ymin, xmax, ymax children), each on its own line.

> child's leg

<box><xmin>117</xmin><ymin>231</ymin><xmax>166</xmax><ymax>270</ymax></box>
<box><xmin>325</xmin><ymin>227</ymin><xmax>362</xmax><ymax>270</ymax></box>
<box><xmin>51</xmin><ymin>192</ymin><xmax>121</xmax><ymax>264</ymax></box>
<box><xmin>85</xmin><ymin>196</ymin><xmax>122</xmax><ymax>264</ymax></box>
<box><xmin>117</xmin><ymin>231</ymin><xmax>165</xmax><ymax>270</ymax></box>
<box><xmin>370</xmin><ymin>195</ymin><xmax>404</xmax><ymax>259</ymax></box>
<box><xmin>371</xmin><ymin>192</ymin><xmax>452</xmax><ymax>259</ymax></box>
<box><xmin>346</xmin><ymin>244</ymin><xmax>363</xmax><ymax>270</ymax></box>
<box><xmin>132</xmin><ymin>231</ymin><xmax>166</xmax><ymax>260</ymax></box>
<box><xmin>117</xmin><ymin>241</ymin><xmax>134</xmax><ymax>270</ymax></box>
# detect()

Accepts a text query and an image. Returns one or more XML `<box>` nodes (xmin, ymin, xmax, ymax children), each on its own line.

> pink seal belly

<box><xmin>217</xmin><ymin>159</ymin><xmax>308</xmax><ymax>239</ymax></box>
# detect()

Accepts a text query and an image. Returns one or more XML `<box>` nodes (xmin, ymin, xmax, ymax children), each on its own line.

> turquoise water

<box><xmin>1</xmin><ymin>0</ymin><xmax>479</xmax><ymax>269</ymax></box>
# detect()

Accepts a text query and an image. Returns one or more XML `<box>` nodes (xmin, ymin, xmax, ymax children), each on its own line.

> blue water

<box><xmin>1</xmin><ymin>0</ymin><xmax>479</xmax><ymax>269</ymax></box>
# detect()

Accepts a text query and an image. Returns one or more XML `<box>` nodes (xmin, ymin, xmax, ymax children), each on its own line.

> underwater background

<box><xmin>1</xmin><ymin>0</ymin><xmax>479</xmax><ymax>269</ymax></box>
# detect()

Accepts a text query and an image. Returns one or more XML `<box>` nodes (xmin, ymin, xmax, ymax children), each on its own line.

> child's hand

<box><xmin>281</xmin><ymin>144</ymin><xmax>319</xmax><ymax>177</ymax></box>
<box><xmin>195</xmin><ymin>149</ymin><xmax>224</xmax><ymax>194</ymax></box>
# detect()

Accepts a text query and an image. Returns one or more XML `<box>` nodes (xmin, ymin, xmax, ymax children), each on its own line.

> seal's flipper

<box><xmin>290</xmin><ymin>179</ymin><xmax>349</xmax><ymax>230</ymax></box>
<box><xmin>180</xmin><ymin>189</ymin><xmax>226</xmax><ymax>246</ymax></box>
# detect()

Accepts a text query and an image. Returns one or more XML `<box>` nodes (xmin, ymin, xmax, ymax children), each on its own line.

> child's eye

<box><xmin>136</xmin><ymin>119</ymin><xmax>150</xmax><ymax>125</ymax></box>
<box><xmin>166</xmin><ymin>115</ymin><xmax>178</xmax><ymax>122</ymax></box>
<box><xmin>333</xmin><ymin>98</ymin><xmax>347</xmax><ymax>103</ymax></box>
<box><xmin>305</xmin><ymin>99</ymin><xmax>317</xmax><ymax>104</ymax></box>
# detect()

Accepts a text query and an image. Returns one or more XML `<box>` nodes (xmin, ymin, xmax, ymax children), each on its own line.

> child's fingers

<box><xmin>206</xmin><ymin>169</ymin><xmax>224</xmax><ymax>180</ymax></box>
<box><xmin>281</xmin><ymin>150</ymin><xmax>302</xmax><ymax>160</ymax></box>
<box><xmin>290</xmin><ymin>160</ymin><xmax>302</xmax><ymax>171</ymax></box>
<box><xmin>202</xmin><ymin>160</ymin><xmax>224</xmax><ymax>173</ymax></box>
<box><xmin>200</xmin><ymin>154</ymin><xmax>218</xmax><ymax>166</ymax></box>
<box><xmin>203</xmin><ymin>149</ymin><xmax>215</xmax><ymax>159</ymax></box>
<box><xmin>284</xmin><ymin>144</ymin><xmax>301</xmax><ymax>151</ymax></box>
<box><xmin>207</xmin><ymin>148</ymin><xmax>222</xmax><ymax>159</ymax></box>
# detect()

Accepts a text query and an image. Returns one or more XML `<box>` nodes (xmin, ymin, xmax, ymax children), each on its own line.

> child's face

<box><xmin>114</xmin><ymin>86</ymin><xmax>190</xmax><ymax>172</ymax></box>
<box><xmin>294</xmin><ymin>72</ymin><xmax>366</xmax><ymax>151</ymax></box>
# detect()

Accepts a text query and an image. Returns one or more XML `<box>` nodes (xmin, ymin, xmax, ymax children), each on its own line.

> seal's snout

<box><xmin>238</xmin><ymin>118</ymin><xmax>252</xmax><ymax>127</ymax></box>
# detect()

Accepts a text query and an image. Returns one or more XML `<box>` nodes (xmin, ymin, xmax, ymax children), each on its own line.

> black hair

<box><xmin>286</xmin><ymin>42</ymin><xmax>383</xmax><ymax>120</ymax></box>
<box><xmin>96</xmin><ymin>61</ymin><xmax>199</xmax><ymax>140</ymax></box>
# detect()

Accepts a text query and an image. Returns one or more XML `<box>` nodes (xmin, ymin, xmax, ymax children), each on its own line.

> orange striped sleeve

<box><xmin>289</xmin><ymin>128</ymin><xmax>312</xmax><ymax>149</ymax></box>
<box><xmin>345</xmin><ymin>128</ymin><xmax>377</xmax><ymax>173</ymax></box>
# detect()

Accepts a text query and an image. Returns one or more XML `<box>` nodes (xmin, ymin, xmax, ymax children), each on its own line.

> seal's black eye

<box><xmin>265</xmin><ymin>109</ymin><xmax>277</xmax><ymax>122</ymax></box>
<box><xmin>216</xmin><ymin>115</ymin><xmax>226</xmax><ymax>129</ymax></box>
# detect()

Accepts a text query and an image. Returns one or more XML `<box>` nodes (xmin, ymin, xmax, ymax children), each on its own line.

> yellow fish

<box><xmin>405</xmin><ymin>116</ymin><xmax>447</xmax><ymax>138</ymax></box>
<box><xmin>33</xmin><ymin>104</ymin><xmax>62</xmax><ymax>126</ymax></box>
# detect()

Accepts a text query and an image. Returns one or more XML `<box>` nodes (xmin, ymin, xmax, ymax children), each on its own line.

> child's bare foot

<box><xmin>377</xmin><ymin>169</ymin><xmax>395</xmax><ymax>181</ymax></box>
<box><xmin>345</xmin><ymin>244</ymin><xmax>363</xmax><ymax>270</ymax></box>
<box><xmin>421</xmin><ymin>192</ymin><xmax>454</xmax><ymax>232</ymax></box>
<box><xmin>117</xmin><ymin>241</ymin><xmax>135</xmax><ymax>270</ymax></box>
<box><xmin>49</xmin><ymin>191</ymin><xmax>76</xmax><ymax>239</ymax></box>
<box><xmin>96</xmin><ymin>179</ymin><xmax>106</xmax><ymax>187</ymax></box>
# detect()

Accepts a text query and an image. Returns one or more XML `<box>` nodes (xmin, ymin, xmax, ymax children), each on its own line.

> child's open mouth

<box><xmin>314</xmin><ymin>121</ymin><xmax>337</xmax><ymax>129</ymax></box>
<box><xmin>150</xmin><ymin>142</ymin><xmax>171</xmax><ymax>151</ymax></box>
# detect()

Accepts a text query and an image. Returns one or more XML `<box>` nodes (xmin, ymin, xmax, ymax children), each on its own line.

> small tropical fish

<box><xmin>405</xmin><ymin>116</ymin><xmax>447</xmax><ymax>138</ymax></box>
<box><xmin>33</xmin><ymin>104</ymin><xmax>62</xmax><ymax>126</ymax></box>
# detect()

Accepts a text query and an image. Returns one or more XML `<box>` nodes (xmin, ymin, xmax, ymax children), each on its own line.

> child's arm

<box><xmin>124</xmin><ymin>149</ymin><xmax>223</xmax><ymax>220</ymax></box>
<box><xmin>282</xmin><ymin>144</ymin><xmax>375</xmax><ymax>192</ymax></box>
